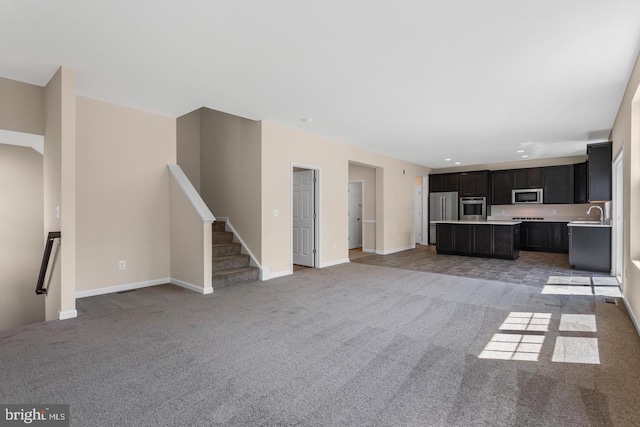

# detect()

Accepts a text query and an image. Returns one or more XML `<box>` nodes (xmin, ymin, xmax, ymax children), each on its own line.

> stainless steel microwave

<box><xmin>512</xmin><ymin>188</ymin><xmax>543</xmax><ymax>204</ymax></box>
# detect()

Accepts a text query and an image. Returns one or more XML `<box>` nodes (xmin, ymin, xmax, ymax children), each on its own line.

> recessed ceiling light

<box><xmin>445</xmin><ymin>158</ymin><xmax>452</xmax><ymax>161</ymax></box>
<box><xmin>522</xmin><ymin>155</ymin><xmax>529</xmax><ymax>158</ymax></box>
<box><xmin>454</xmin><ymin>162</ymin><xmax>461</xmax><ymax>165</ymax></box>
<box><xmin>301</xmin><ymin>118</ymin><xmax>312</xmax><ymax>123</ymax></box>
<box><xmin>517</xmin><ymin>150</ymin><xmax>525</xmax><ymax>153</ymax></box>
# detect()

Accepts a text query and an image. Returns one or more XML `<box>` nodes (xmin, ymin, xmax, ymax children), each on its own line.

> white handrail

<box><xmin>168</xmin><ymin>164</ymin><xmax>215</xmax><ymax>223</ymax></box>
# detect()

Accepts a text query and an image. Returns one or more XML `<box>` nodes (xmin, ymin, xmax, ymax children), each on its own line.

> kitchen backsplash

<box><xmin>489</xmin><ymin>201</ymin><xmax>611</xmax><ymax>220</ymax></box>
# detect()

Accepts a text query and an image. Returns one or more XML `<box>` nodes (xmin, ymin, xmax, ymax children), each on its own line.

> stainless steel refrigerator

<box><xmin>429</xmin><ymin>191</ymin><xmax>459</xmax><ymax>244</ymax></box>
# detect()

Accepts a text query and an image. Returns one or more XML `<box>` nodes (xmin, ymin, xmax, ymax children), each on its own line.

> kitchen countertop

<box><xmin>433</xmin><ymin>220</ymin><xmax>522</xmax><ymax>225</ymax></box>
<box><xmin>567</xmin><ymin>220</ymin><xmax>612</xmax><ymax>228</ymax></box>
<box><xmin>487</xmin><ymin>216</ymin><xmax>603</xmax><ymax>223</ymax></box>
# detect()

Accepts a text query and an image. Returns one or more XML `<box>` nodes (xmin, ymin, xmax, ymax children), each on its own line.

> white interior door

<box><xmin>414</xmin><ymin>184</ymin><xmax>422</xmax><ymax>243</ymax></box>
<box><xmin>348</xmin><ymin>182</ymin><xmax>362</xmax><ymax>249</ymax></box>
<box><xmin>293</xmin><ymin>170</ymin><xmax>315</xmax><ymax>267</ymax></box>
<box><xmin>613</xmin><ymin>153</ymin><xmax>624</xmax><ymax>287</ymax></box>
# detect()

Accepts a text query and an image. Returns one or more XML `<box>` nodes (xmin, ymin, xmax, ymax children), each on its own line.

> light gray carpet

<box><xmin>1</xmin><ymin>262</ymin><xmax>639</xmax><ymax>426</ymax></box>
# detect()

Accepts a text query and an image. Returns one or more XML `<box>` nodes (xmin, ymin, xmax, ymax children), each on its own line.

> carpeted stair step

<box><xmin>212</xmin><ymin>242</ymin><xmax>241</xmax><ymax>256</ymax></box>
<box><xmin>213</xmin><ymin>221</ymin><xmax>226</xmax><ymax>232</ymax></box>
<box><xmin>212</xmin><ymin>266</ymin><xmax>259</xmax><ymax>288</ymax></box>
<box><xmin>212</xmin><ymin>231</ymin><xmax>234</xmax><ymax>244</ymax></box>
<box><xmin>212</xmin><ymin>254</ymin><xmax>250</xmax><ymax>272</ymax></box>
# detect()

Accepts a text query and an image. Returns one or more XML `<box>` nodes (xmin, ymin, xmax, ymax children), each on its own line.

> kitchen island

<box><xmin>434</xmin><ymin>220</ymin><xmax>521</xmax><ymax>260</ymax></box>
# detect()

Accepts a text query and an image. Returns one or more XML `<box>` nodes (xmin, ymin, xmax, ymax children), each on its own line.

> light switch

<box><xmin>56</xmin><ymin>206</ymin><xmax>60</xmax><ymax>218</ymax></box>
<box><xmin>273</xmin><ymin>209</ymin><xmax>279</xmax><ymax>217</ymax></box>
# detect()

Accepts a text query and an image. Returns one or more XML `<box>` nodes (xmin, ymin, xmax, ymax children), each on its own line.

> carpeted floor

<box><xmin>1</xmin><ymin>260</ymin><xmax>639</xmax><ymax>426</ymax></box>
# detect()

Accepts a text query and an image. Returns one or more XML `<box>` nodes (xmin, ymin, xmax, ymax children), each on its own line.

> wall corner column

<box><xmin>44</xmin><ymin>66</ymin><xmax>77</xmax><ymax>321</ymax></box>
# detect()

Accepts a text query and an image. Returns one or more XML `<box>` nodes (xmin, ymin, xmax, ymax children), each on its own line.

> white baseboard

<box><xmin>362</xmin><ymin>249</ymin><xmax>376</xmax><ymax>253</ymax></box>
<box><xmin>170</xmin><ymin>278</ymin><xmax>213</xmax><ymax>294</ymax></box>
<box><xmin>58</xmin><ymin>309</ymin><xmax>77</xmax><ymax>320</ymax></box>
<box><xmin>75</xmin><ymin>278</ymin><xmax>169</xmax><ymax>298</ymax></box>
<box><xmin>319</xmin><ymin>258</ymin><xmax>350</xmax><ymax>268</ymax></box>
<box><xmin>264</xmin><ymin>269</ymin><xmax>293</xmax><ymax>280</ymax></box>
<box><xmin>376</xmin><ymin>245</ymin><xmax>413</xmax><ymax>255</ymax></box>
<box><xmin>623</xmin><ymin>296</ymin><xmax>640</xmax><ymax>338</ymax></box>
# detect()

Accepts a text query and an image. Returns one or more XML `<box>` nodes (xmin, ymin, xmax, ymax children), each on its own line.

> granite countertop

<box><xmin>433</xmin><ymin>220</ymin><xmax>522</xmax><ymax>225</ymax></box>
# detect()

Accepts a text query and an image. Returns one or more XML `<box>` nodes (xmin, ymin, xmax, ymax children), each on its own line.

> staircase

<box><xmin>212</xmin><ymin>221</ymin><xmax>259</xmax><ymax>288</ymax></box>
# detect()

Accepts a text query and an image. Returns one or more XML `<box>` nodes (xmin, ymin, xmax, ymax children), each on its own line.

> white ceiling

<box><xmin>1</xmin><ymin>0</ymin><xmax>639</xmax><ymax>169</ymax></box>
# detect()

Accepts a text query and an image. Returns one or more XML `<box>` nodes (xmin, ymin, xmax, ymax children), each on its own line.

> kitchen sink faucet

<box><xmin>587</xmin><ymin>205</ymin><xmax>604</xmax><ymax>223</ymax></box>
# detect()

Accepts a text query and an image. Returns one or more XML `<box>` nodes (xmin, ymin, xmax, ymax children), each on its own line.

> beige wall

<box><xmin>345</xmin><ymin>144</ymin><xmax>431</xmax><ymax>254</ymax></box>
<box><xmin>0</xmin><ymin>145</ymin><xmax>44</xmax><ymax>329</ymax></box>
<box><xmin>349</xmin><ymin>163</ymin><xmax>377</xmax><ymax>252</ymax></box>
<box><xmin>200</xmin><ymin>108</ymin><xmax>262</xmax><ymax>263</ymax></box>
<box><xmin>611</xmin><ymin>50</ymin><xmax>640</xmax><ymax>330</ymax></box>
<box><xmin>75</xmin><ymin>97</ymin><xmax>175</xmax><ymax>292</ymax></box>
<box><xmin>0</xmin><ymin>76</ymin><xmax>45</xmax><ymax>135</ymax></box>
<box><xmin>177</xmin><ymin>109</ymin><xmax>202</xmax><ymax>192</ymax></box>
<box><xmin>261</xmin><ymin>121</ymin><xmax>431</xmax><ymax>277</ymax></box>
<box><xmin>43</xmin><ymin>67</ymin><xmax>76</xmax><ymax>320</ymax></box>
<box><xmin>433</xmin><ymin>155</ymin><xmax>587</xmax><ymax>174</ymax></box>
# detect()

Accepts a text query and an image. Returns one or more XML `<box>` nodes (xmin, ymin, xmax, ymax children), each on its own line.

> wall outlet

<box><xmin>501</xmin><ymin>209</ymin><xmax>505</xmax><ymax>215</ymax></box>
<box><xmin>273</xmin><ymin>209</ymin><xmax>279</xmax><ymax>217</ymax></box>
<box><xmin>551</xmin><ymin>209</ymin><xmax>557</xmax><ymax>215</ymax></box>
<box><xmin>118</xmin><ymin>260</ymin><xmax>126</xmax><ymax>270</ymax></box>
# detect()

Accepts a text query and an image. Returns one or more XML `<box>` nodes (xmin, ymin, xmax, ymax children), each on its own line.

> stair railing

<box><xmin>35</xmin><ymin>231</ymin><xmax>61</xmax><ymax>295</ymax></box>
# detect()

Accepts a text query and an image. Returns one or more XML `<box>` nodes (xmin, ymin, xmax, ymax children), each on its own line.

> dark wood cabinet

<box><xmin>587</xmin><ymin>142</ymin><xmax>612</xmax><ymax>202</ymax></box>
<box><xmin>459</xmin><ymin>171</ymin><xmax>489</xmax><ymax>197</ymax></box>
<box><xmin>520</xmin><ymin>221</ymin><xmax>569</xmax><ymax>253</ymax></box>
<box><xmin>490</xmin><ymin>170</ymin><xmax>514</xmax><ymax>205</ymax></box>
<box><xmin>429</xmin><ymin>174</ymin><xmax>444</xmax><ymax>193</ymax></box>
<box><xmin>429</xmin><ymin>173</ymin><xmax>459</xmax><ymax>193</ymax></box>
<box><xmin>493</xmin><ymin>225</ymin><xmax>520</xmax><ymax>258</ymax></box>
<box><xmin>549</xmin><ymin>222</ymin><xmax>569</xmax><ymax>253</ymax></box>
<box><xmin>544</xmin><ymin>165</ymin><xmax>574</xmax><ymax>204</ymax></box>
<box><xmin>513</xmin><ymin>169</ymin><xmax>527</xmax><ymax>189</ymax></box>
<box><xmin>473</xmin><ymin>225</ymin><xmax>493</xmax><ymax>255</ymax></box>
<box><xmin>514</xmin><ymin>168</ymin><xmax>544</xmax><ymax>189</ymax></box>
<box><xmin>433</xmin><ymin>146</ymin><xmax>608</xmax><ymax>207</ymax></box>
<box><xmin>436</xmin><ymin>223</ymin><xmax>454</xmax><ymax>251</ymax></box>
<box><xmin>569</xmin><ymin>225</ymin><xmax>611</xmax><ymax>272</ymax></box>
<box><xmin>521</xmin><ymin>222</ymin><xmax>547</xmax><ymax>250</ymax></box>
<box><xmin>436</xmin><ymin>223</ymin><xmax>519</xmax><ymax>260</ymax></box>
<box><xmin>453</xmin><ymin>224</ymin><xmax>473</xmax><ymax>254</ymax></box>
<box><xmin>574</xmin><ymin>162</ymin><xmax>588</xmax><ymax>204</ymax></box>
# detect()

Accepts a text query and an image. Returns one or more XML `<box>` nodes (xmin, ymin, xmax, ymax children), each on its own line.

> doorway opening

<box><xmin>348</xmin><ymin>162</ymin><xmax>378</xmax><ymax>260</ymax></box>
<box><xmin>348</xmin><ymin>180</ymin><xmax>364</xmax><ymax>250</ymax></box>
<box><xmin>292</xmin><ymin>165</ymin><xmax>319</xmax><ymax>270</ymax></box>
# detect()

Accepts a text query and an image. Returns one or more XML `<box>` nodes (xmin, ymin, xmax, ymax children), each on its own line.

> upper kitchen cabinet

<box><xmin>587</xmin><ymin>142</ymin><xmax>612</xmax><ymax>201</ymax></box>
<box><xmin>459</xmin><ymin>171</ymin><xmax>489</xmax><ymax>197</ymax></box>
<box><xmin>490</xmin><ymin>170</ymin><xmax>514</xmax><ymax>205</ymax></box>
<box><xmin>513</xmin><ymin>167</ymin><xmax>544</xmax><ymax>189</ymax></box>
<box><xmin>574</xmin><ymin>162</ymin><xmax>588</xmax><ymax>204</ymax></box>
<box><xmin>429</xmin><ymin>173</ymin><xmax>459</xmax><ymax>193</ymax></box>
<box><xmin>543</xmin><ymin>165</ymin><xmax>574</xmax><ymax>204</ymax></box>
